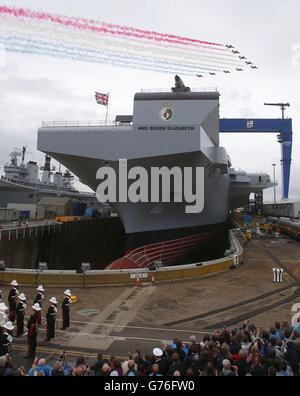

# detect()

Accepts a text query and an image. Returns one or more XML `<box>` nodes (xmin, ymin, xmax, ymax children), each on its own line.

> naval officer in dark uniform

<box><xmin>26</xmin><ymin>303</ymin><xmax>41</xmax><ymax>358</ymax></box>
<box><xmin>16</xmin><ymin>293</ymin><xmax>27</xmax><ymax>337</ymax></box>
<box><xmin>45</xmin><ymin>297</ymin><xmax>58</xmax><ymax>341</ymax></box>
<box><xmin>34</xmin><ymin>285</ymin><xmax>45</xmax><ymax>324</ymax></box>
<box><xmin>0</xmin><ymin>321</ymin><xmax>14</xmax><ymax>356</ymax></box>
<box><xmin>61</xmin><ymin>290</ymin><xmax>72</xmax><ymax>330</ymax></box>
<box><xmin>8</xmin><ymin>280</ymin><xmax>19</xmax><ymax>323</ymax></box>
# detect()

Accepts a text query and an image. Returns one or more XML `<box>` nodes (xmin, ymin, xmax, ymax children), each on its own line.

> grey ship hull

<box><xmin>34</xmin><ymin>149</ymin><xmax>229</xmax><ymax>245</ymax></box>
<box><xmin>38</xmin><ymin>84</ymin><xmax>274</xmax><ymax>269</ymax></box>
<box><xmin>0</xmin><ymin>178</ymin><xmax>97</xmax><ymax>208</ymax></box>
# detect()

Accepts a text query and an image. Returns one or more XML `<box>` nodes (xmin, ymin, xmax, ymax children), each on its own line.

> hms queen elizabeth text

<box><xmin>137</xmin><ymin>125</ymin><xmax>196</xmax><ymax>131</ymax></box>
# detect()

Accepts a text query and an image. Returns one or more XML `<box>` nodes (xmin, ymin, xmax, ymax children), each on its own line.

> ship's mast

<box><xmin>41</xmin><ymin>154</ymin><xmax>52</xmax><ymax>184</ymax></box>
<box><xmin>21</xmin><ymin>146</ymin><xmax>26</xmax><ymax>165</ymax></box>
<box><xmin>9</xmin><ymin>150</ymin><xmax>21</xmax><ymax>167</ymax></box>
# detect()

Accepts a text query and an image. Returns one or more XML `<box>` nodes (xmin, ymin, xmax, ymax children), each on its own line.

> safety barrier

<box><xmin>0</xmin><ymin>231</ymin><xmax>243</xmax><ymax>287</ymax></box>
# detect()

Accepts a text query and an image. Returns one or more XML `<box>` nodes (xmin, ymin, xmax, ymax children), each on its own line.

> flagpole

<box><xmin>105</xmin><ymin>92</ymin><xmax>109</xmax><ymax>124</ymax></box>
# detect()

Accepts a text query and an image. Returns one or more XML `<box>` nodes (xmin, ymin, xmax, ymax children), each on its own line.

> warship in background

<box><xmin>38</xmin><ymin>76</ymin><xmax>275</xmax><ymax>270</ymax></box>
<box><xmin>0</xmin><ymin>146</ymin><xmax>99</xmax><ymax>211</ymax></box>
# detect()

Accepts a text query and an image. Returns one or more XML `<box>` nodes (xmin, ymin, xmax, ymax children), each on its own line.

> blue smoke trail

<box><xmin>0</xmin><ymin>36</ymin><xmax>224</xmax><ymax>74</ymax></box>
<box><xmin>4</xmin><ymin>46</ymin><xmax>195</xmax><ymax>76</ymax></box>
<box><xmin>1</xmin><ymin>35</ymin><xmax>237</xmax><ymax>70</ymax></box>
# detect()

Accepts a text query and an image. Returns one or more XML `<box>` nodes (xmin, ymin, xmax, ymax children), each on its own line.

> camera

<box><xmin>59</xmin><ymin>351</ymin><xmax>66</xmax><ymax>362</ymax></box>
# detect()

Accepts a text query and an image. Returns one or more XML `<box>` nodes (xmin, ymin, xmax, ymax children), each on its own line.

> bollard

<box><xmin>273</xmin><ymin>268</ymin><xmax>284</xmax><ymax>283</ymax></box>
<box><xmin>272</xmin><ymin>268</ymin><xmax>277</xmax><ymax>282</ymax></box>
<box><xmin>136</xmin><ymin>274</ymin><xmax>141</xmax><ymax>286</ymax></box>
<box><xmin>279</xmin><ymin>268</ymin><xmax>284</xmax><ymax>283</ymax></box>
<box><xmin>233</xmin><ymin>255</ymin><xmax>239</xmax><ymax>267</ymax></box>
<box><xmin>38</xmin><ymin>262</ymin><xmax>48</xmax><ymax>272</ymax></box>
<box><xmin>276</xmin><ymin>268</ymin><xmax>281</xmax><ymax>282</ymax></box>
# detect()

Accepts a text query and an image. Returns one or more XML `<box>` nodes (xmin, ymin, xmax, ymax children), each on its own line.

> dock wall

<box><xmin>0</xmin><ymin>231</ymin><xmax>243</xmax><ymax>287</ymax></box>
<box><xmin>0</xmin><ymin>217</ymin><xmax>125</xmax><ymax>271</ymax></box>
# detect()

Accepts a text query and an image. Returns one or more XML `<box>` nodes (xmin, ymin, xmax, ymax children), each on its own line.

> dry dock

<box><xmin>1</xmin><ymin>231</ymin><xmax>300</xmax><ymax>368</ymax></box>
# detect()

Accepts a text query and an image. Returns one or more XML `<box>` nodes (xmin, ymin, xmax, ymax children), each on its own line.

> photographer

<box><xmin>51</xmin><ymin>352</ymin><xmax>71</xmax><ymax>376</ymax></box>
<box><xmin>0</xmin><ymin>354</ymin><xmax>16</xmax><ymax>376</ymax></box>
<box><xmin>71</xmin><ymin>356</ymin><xmax>91</xmax><ymax>376</ymax></box>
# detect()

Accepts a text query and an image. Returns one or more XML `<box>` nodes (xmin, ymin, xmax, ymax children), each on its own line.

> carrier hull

<box><xmin>37</xmin><ymin>80</ymin><xmax>274</xmax><ymax>269</ymax></box>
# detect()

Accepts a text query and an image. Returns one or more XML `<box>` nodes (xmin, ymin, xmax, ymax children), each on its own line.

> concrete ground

<box><xmin>1</xmin><ymin>232</ymin><xmax>300</xmax><ymax>371</ymax></box>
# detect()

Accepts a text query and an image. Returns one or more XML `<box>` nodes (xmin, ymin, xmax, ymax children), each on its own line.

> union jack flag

<box><xmin>95</xmin><ymin>92</ymin><xmax>109</xmax><ymax>106</ymax></box>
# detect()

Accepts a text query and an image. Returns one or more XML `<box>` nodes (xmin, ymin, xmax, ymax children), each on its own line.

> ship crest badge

<box><xmin>159</xmin><ymin>104</ymin><xmax>174</xmax><ymax>122</ymax></box>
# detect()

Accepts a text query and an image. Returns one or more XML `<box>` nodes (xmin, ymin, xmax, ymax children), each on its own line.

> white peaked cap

<box><xmin>153</xmin><ymin>348</ymin><xmax>163</xmax><ymax>357</ymax></box>
<box><xmin>64</xmin><ymin>289</ymin><xmax>71</xmax><ymax>296</ymax></box>
<box><xmin>18</xmin><ymin>293</ymin><xmax>26</xmax><ymax>301</ymax></box>
<box><xmin>32</xmin><ymin>303</ymin><xmax>41</xmax><ymax>311</ymax></box>
<box><xmin>10</xmin><ymin>280</ymin><xmax>18</xmax><ymax>287</ymax></box>
<box><xmin>0</xmin><ymin>302</ymin><xmax>8</xmax><ymax>311</ymax></box>
<box><xmin>4</xmin><ymin>321</ymin><xmax>14</xmax><ymax>331</ymax></box>
<box><xmin>37</xmin><ymin>285</ymin><xmax>45</xmax><ymax>292</ymax></box>
<box><xmin>50</xmin><ymin>297</ymin><xmax>58</xmax><ymax>305</ymax></box>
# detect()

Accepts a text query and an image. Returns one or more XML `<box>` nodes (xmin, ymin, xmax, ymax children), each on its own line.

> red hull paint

<box><xmin>106</xmin><ymin>231</ymin><xmax>217</xmax><ymax>270</ymax></box>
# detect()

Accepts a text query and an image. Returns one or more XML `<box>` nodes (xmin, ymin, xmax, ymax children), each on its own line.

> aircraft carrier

<box><xmin>0</xmin><ymin>147</ymin><xmax>98</xmax><ymax>210</ymax></box>
<box><xmin>37</xmin><ymin>76</ymin><xmax>274</xmax><ymax>270</ymax></box>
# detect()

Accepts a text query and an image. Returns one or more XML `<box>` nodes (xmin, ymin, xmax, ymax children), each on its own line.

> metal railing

<box><xmin>41</xmin><ymin>120</ymin><xmax>132</xmax><ymax>128</ymax></box>
<box><xmin>140</xmin><ymin>87</ymin><xmax>218</xmax><ymax>93</ymax></box>
<box><xmin>0</xmin><ymin>176</ymin><xmax>81</xmax><ymax>193</ymax></box>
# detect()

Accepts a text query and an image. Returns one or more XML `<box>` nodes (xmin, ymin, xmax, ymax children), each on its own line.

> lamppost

<box><xmin>272</xmin><ymin>164</ymin><xmax>276</xmax><ymax>204</ymax></box>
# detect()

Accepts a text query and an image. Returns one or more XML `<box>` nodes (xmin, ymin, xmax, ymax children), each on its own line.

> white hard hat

<box><xmin>10</xmin><ymin>280</ymin><xmax>18</xmax><ymax>287</ymax></box>
<box><xmin>49</xmin><ymin>297</ymin><xmax>58</xmax><ymax>305</ymax></box>
<box><xmin>64</xmin><ymin>289</ymin><xmax>71</xmax><ymax>297</ymax></box>
<box><xmin>32</xmin><ymin>303</ymin><xmax>41</xmax><ymax>311</ymax></box>
<box><xmin>18</xmin><ymin>293</ymin><xmax>26</xmax><ymax>301</ymax></box>
<box><xmin>37</xmin><ymin>285</ymin><xmax>45</xmax><ymax>292</ymax></box>
<box><xmin>4</xmin><ymin>321</ymin><xmax>14</xmax><ymax>331</ymax></box>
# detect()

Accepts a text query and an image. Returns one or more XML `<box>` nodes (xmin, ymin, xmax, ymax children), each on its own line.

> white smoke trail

<box><xmin>1</xmin><ymin>39</ymin><xmax>199</xmax><ymax>75</ymax></box>
<box><xmin>0</xmin><ymin>17</ymin><xmax>247</xmax><ymax>72</ymax></box>
<box><xmin>0</xmin><ymin>16</ymin><xmax>234</xmax><ymax>66</ymax></box>
<box><xmin>0</xmin><ymin>36</ymin><xmax>220</xmax><ymax>74</ymax></box>
<box><xmin>0</xmin><ymin>42</ymin><xmax>5</xmax><ymax>67</ymax></box>
<box><xmin>5</xmin><ymin>15</ymin><xmax>244</xmax><ymax>67</ymax></box>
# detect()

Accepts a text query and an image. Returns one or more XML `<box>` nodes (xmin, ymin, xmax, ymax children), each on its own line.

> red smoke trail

<box><xmin>0</xmin><ymin>5</ymin><xmax>227</xmax><ymax>50</ymax></box>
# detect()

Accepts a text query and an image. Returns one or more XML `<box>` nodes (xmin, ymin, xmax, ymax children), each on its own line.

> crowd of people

<box><xmin>0</xmin><ymin>317</ymin><xmax>300</xmax><ymax>376</ymax></box>
<box><xmin>1</xmin><ymin>279</ymin><xmax>300</xmax><ymax>377</ymax></box>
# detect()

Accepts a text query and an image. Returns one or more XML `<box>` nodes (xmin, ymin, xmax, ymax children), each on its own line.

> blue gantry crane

<box><xmin>219</xmin><ymin>103</ymin><xmax>293</xmax><ymax>200</ymax></box>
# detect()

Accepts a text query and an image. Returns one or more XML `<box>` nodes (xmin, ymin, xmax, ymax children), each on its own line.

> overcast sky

<box><xmin>0</xmin><ymin>0</ymin><xmax>299</xmax><ymax>201</ymax></box>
